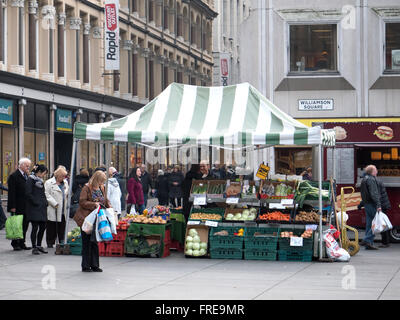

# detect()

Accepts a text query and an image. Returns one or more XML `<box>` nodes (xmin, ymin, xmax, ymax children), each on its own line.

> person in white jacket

<box><xmin>44</xmin><ymin>167</ymin><xmax>69</xmax><ymax>248</ymax></box>
<box><xmin>107</xmin><ymin>167</ymin><xmax>122</xmax><ymax>219</ymax></box>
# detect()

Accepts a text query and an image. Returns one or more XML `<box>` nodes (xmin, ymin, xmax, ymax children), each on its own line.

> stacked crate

<box><xmin>277</xmin><ymin>227</ymin><xmax>314</xmax><ymax>262</ymax></box>
<box><xmin>244</xmin><ymin>226</ymin><xmax>279</xmax><ymax>261</ymax></box>
<box><xmin>209</xmin><ymin>226</ymin><xmax>245</xmax><ymax>260</ymax></box>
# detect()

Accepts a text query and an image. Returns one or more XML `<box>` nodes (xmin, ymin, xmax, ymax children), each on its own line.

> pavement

<box><xmin>0</xmin><ymin>200</ymin><xmax>399</xmax><ymax>300</ymax></box>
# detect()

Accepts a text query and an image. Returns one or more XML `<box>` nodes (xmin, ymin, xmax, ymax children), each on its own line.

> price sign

<box><xmin>256</xmin><ymin>163</ymin><xmax>270</xmax><ymax>180</ymax></box>
<box><xmin>290</xmin><ymin>236</ymin><xmax>303</xmax><ymax>247</ymax></box>
<box><xmin>269</xmin><ymin>203</ymin><xmax>286</xmax><ymax>210</ymax></box>
<box><xmin>205</xmin><ymin>220</ymin><xmax>218</xmax><ymax>227</ymax></box>
<box><xmin>194</xmin><ymin>195</ymin><xmax>207</xmax><ymax>206</ymax></box>
<box><xmin>306</xmin><ymin>225</ymin><xmax>318</xmax><ymax>231</ymax></box>
<box><xmin>187</xmin><ymin>220</ymin><xmax>200</xmax><ymax>225</ymax></box>
<box><xmin>226</xmin><ymin>197</ymin><xmax>239</xmax><ymax>204</ymax></box>
<box><xmin>281</xmin><ymin>199</ymin><xmax>294</xmax><ymax>206</ymax></box>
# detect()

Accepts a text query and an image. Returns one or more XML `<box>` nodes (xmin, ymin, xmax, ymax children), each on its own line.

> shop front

<box><xmin>55</xmin><ymin>108</ymin><xmax>74</xmax><ymax>170</ymax></box>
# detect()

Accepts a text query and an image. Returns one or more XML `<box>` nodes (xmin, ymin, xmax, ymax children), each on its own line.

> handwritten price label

<box><xmin>205</xmin><ymin>220</ymin><xmax>218</xmax><ymax>227</ymax></box>
<box><xmin>290</xmin><ymin>236</ymin><xmax>303</xmax><ymax>247</ymax></box>
<box><xmin>226</xmin><ymin>197</ymin><xmax>239</xmax><ymax>204</ymax></box>
<box><xmin>194</xmin><ymin>196</ymin><xmax>207</xmax><ymax>206</ymax></box>
<box><xmin>187</xmin><ymin>220</ymin><xmax>200</xmax><ymax>225</ymax></box>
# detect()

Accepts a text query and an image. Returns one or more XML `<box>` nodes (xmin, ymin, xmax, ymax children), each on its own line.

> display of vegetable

<box><xmin>132</xmin><ymin>215</ymin><xmax>167</xmax><ymax>224</ymax></box>
<box><xmin>67</xmin><ymin>227</ymin><xmax>81</xmax><ymax>241</ymax></box>
<box><xmin>280</xmin><ymin>230</ymin><xmax>313</xmax><ymax>239</ymax></box>
<box><xmin>258</xmin><ymin>211</ymin><xmax>290</xmax><ymax>222</ymax></box>
<box><xmin>208</xmin><ymin>183</ymin><xmax>226</xmax><ymax>194</ymax></box>
<box><xmin>129</xmin><ymin>235</ymin><xmax>161</xmax><ymax>256</ymax></box>
<box><xmin>190</xmin><ymin>213</ymin><xmax>222</xmax><ymax>221</ymax></box>
<box><xmin>295</xmin><ymin>211</ymin><xmax>327</xmax><ymax>224</ymax></box>
<box><xmin>185</xmin><ymin>228</ymin><xmax>207</xmax><ymax>256</ymax></box>
<box><xmin>192</xmin><ymin>182</ymin><xmax>208</xmax><ymax>194</ymax></box>
<box><xmin>225</xmin><ymin>208</ymin><xmax>257</xmax><ymax>221</ymax></box>
<box><xmin>226</xmin><ymin>183</ymin><xmax>242</xmax><ymax>197</ymax></box>
<box><xmin>294</xmin><ymin>181</ymin><xmax>330</xmax><ymax>208</ymax></box>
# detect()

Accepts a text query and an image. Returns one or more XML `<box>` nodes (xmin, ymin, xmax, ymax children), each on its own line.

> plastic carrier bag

<box><xmin>82</xmin><ymin>206</ymin><xmax>99</xmax><ymax>234</ymax></box>
<box><xmin>5</xmin><ymin>214</ymin><xmax>24</xmax><ymax>240</ymax></box>
<box><xmin>372</xmin><ymin>211</ymin><xmax>393</xmax><ymax>234</ymax></box>
<box><xmin>323</xmin><ymin>229</ymin><xmax>350</xmax><ymax>262</ymax></box>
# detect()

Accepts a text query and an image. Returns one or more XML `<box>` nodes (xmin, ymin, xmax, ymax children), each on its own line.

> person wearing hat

<box><xmin>155</xmin><ymin>169</ymin><xmax>169</xmax><ymax>206</ymax></box>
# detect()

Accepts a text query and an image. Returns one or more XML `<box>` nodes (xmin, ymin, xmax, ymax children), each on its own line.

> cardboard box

<box><xmin>184</xmin><ymin>225</ymin><xmax>209</xmax><ymax>257</ymax></box>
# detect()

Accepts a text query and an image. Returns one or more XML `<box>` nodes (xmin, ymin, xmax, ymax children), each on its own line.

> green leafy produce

<box><xmin>295</xmin><ymin>181</ymin><xmax>330</xmax><ymax>208</ymax></box>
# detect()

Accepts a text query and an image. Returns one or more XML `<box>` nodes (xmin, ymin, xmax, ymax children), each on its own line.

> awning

<box><xmin>74</xmin><ymin>83</ymin><xmax>336</xmax><ymax>148</ymax></box>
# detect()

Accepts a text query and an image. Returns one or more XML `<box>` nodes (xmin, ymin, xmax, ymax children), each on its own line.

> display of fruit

<box><xmin>258</xmin><ymin>211</ymin><xmax>290</xmax><ymax>222</ymax></box>
<box><xmin>225</xmin><ymin>208</ymin><xmax>257</xmax><ymax>221</ymax></box>
<box><xmin>185</xmin><ymin>229</ymin><xmax>207</xmax><ymax>257</ymax></box>
<box><xmin>190</xmin><ymin>213</ymin><xmax>222</xmax><ymax>221</ymax></box>
<box><xmin>132</xmin><ymin>215</ymin><xmax>167</xmax><ymax>224</ymax></box>
<box><xmin>295</xmin><ymin>211</ymin><xmax>327</xmax><ymax>224</ymax></box>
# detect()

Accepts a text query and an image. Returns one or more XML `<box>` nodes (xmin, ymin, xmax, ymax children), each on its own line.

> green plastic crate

<box><xmin>278</xmin><ymin>227</ymin><xmax>314</xmax><ymax>251</ymax></box>
<box><xmin>68</xmin><ymin>242</ymin><xmax>82</xmax><ymax>256</ymax></box>
<box><xmin>244</xmin><ymin>249</ymin><xmax>277</xmax><ymax>261</ymax></box>
<box><xmin>209</xmin><ymin>226</ymin><xmax>245</xmax><ymax>249</ymax></box>
<box><xmin>210</xmin><ymin>248</ymin><xmax>243</xmax><ymax>260</ymax></box>
<box><xmin>278</xmin><ymin>250</ymin><xmax>313</xmax><ymax>262</ymax></box>
<box><xmin>244</xmin><ymin>227</ymin><xmax>279</xmax><ymax>250</ymax></box>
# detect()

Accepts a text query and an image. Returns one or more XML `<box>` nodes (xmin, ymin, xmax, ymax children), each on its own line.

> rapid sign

<box><xmin>104</xmin><ymin>0</ymin><xmax>120</xmax><ymax>71</ymax></box>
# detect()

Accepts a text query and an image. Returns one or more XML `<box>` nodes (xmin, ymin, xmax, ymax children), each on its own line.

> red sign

<box><xmin>323</xmin><ymin>122</ymin><xmax>400</xmax><ymax>143</ymax></box>
<box><xmin>105</xmin><ymin>4</ymin><xmax>118</xmax><ymax>31</ymax></box>
<box><xmin>221</xmin><ymin>58</ymin><xmax>228</xmax><ymax>77</ymax></box>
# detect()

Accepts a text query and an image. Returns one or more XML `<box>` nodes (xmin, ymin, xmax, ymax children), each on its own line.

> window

<box><xmin>289</xmin><ymin>24</ymin><xmax>338</xmax><ymax>73</ymax></box>
<box><xmin>385</xmin><ymin>23</ymin><xmax>400</xmax><ymax>71</ymax></box>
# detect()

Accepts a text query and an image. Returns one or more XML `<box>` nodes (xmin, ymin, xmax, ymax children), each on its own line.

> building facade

<box><xmin>0</xmin><ymin>0</ymin><xmax>216</xmax><ymax>183</ymax></box>
<box><xmin>237</xmin><ymin>0</ymin><xmax>400</xmax><ymax>176</ymax></box>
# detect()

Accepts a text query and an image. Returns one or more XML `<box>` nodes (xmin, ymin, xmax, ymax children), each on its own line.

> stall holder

<box><xmin>66</xmin><ymin>82</ymin><xmax>336</xmax><ymax>260</ymax></box>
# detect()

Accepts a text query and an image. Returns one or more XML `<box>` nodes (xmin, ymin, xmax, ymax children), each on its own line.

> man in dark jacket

<box><xmin>182</xmin><ymin>164</ymin><xmax>202</xmax><ymax>221</ymax></box>
<box><xmin>7</xmin><ymin>157</ymin><xmax>32</xmax><ymax>251</ymax></box>
<box><xmin>155</xmin><ymin>170</ymin><xmax>169</xmax><ymax>206</ymax></box>
<box><xmin>140</xmin><ymin>164</ymin><xmax>154</xmax><ymax>208</ymax></box>
<box><xmin>360</xmin><ymin>165</ymin><xmax>381</xmax><ymax>250</ymax></box>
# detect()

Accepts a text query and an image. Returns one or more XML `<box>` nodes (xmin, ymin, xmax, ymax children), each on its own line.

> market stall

<box><xmin>65</xmin><ymin>82</ymin><xmax>336</xmax><ymax>259</ymax></box>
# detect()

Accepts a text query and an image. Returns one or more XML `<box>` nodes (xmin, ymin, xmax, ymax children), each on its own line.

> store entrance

<box><xmin>54</xmin><ymin>132</ymin><xmax>73</xmax><ymax>171</ymax></box>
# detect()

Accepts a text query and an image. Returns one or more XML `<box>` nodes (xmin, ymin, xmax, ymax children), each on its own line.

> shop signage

<box><xmin>323</xmin><ymin>122</ymin><xmax>400</xmax><ymax>143</ymax></box>
<box><xmin>213</xmin><ymin>52</ymin><xmax>230</xmax><ymax>86</ymax></box>
<box><xmin>0</xmin><ymin>99</ymin><xmax>13</xmax><ymax>125</ymax></box>
<box><xmin>256</xmin><ymin>163</ymin><xmax>270</xmax><ymax>180</ymax></box>
<box><xmin>56</xmin><ymin>109</ymin><xmax>72</xmax><ymax>132</ymax></box>
<box><xmin>298</xmin><ymin>99</ymin><xmax>334</xmax><ymax>111</ymax></box>
<box><xmin>104</xmin><ymin>0</ymin><xmax>120</xmax><ymax>71</ymax></box>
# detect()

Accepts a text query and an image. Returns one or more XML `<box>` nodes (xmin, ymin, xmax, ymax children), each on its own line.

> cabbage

<box><xmin>226</xmin><ymin>213</ymin><xmax>234</xmax><ymax>220</ymax></box>
<box><xmin>200</xmin><ymin>242</ymin><xmax>208</xmax><ymax>250</ymax></box>
<box><xmin>189</xmin><ymin>229</ymin><xmax>198</xmax><ymax>237</ymax></box>
<box><xmin>235</xmin><ymin>214</ymin><xmax>242</xmax><ymax>219</ymax></box>
<box><xmin>192</xmin><ymin>250</ymin><xmax>200</xmax><ymax>256</ymax></box>
<box><xmin>186</xmin><ymin>249</ymin><xmax>193</xmax><ymax>256</ymax></box>
<box><xmin>250</xmin><ymin>208</ymin><xmax>257</xmax><ymax>214</ymax></box>
<box><xmin>186</xmin><ymin>242</ymin><xmax>193</xmax><ymax>250</ymax></box>
<box><xmin>193</xmin><ymin>235</ymin><xmax>201</xmax><ymax>243</ymax></box>
<box><xmin>199</xmin><ymin>248</ymin><xmax>206</xmax><ymax>256</ymax></box>
<box><xmin>192</xmin><ymin>243</ymin><xmax>200</xmax><ymax>250</ymax></box>
<box><xmin>186</xmin><ymin>236</ymin><xmax>193</xmax><ymax>242</ymax></box>
<box><xmin>242</xmin><ymin>209</ymin><xmax>250</xmax><ymax>216</ymax></box>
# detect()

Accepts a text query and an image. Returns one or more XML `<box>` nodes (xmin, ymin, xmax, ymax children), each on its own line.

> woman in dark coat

<box><xmin>182</xmin><ymin>164</ymin><xmax>202</xmax><ymax>221</ymax></box>
<box><xmin>168</xmin><ymin>166</ymin><xmax>184</xmax><ymax>208</ymax></box>
<box><xmin>26</xmin><ymin>164</ymin><xmax>49</xmax><ymax>255</ymax></box>
<box><xmin>155</xmin><ymin>170</ymin><xmax>169</xmax><ymax>206</ymax></box>
<box><xmin>127</xmin><ymin>167</ymin><xmax>145</xmax><ymax>214</ymax></box>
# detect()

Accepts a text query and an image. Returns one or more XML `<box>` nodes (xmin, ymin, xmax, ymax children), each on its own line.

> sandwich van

<box><xmin>320</xmin><ymin>120</ymin><xmax>400</xmax><ymax>242</ymax></box>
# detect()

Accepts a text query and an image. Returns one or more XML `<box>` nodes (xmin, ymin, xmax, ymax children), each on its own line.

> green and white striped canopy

<box><xmin>74</xmin><ymin>83</ymin><xmax>335</xmax><ymax>148</ymax></box>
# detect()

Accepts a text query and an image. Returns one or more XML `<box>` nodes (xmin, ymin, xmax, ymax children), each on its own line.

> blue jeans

<box><xmin>364</xmin><ymin>203</ymin><xmax>377</xmax><ymax>245</ymax></box>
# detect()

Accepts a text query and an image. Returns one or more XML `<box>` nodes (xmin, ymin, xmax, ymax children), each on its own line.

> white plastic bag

<box><xmin>336</xmin><ymin>211</ymin><xmax>349</xmax><ymax>228</ymax></box>
<box><xmin>323</xmin><ymin>229</ymin><xmax>351</xmax><ymax>262</ymax></box>
<box><xmin>82</xmin><ymin>206</ymin><xmax>99</xmax><ymax>234</ymax></box>
<box><xmin>372</xmin><ymin>211</ymin><xmax>393</xmax><ymax>234</ymax></box>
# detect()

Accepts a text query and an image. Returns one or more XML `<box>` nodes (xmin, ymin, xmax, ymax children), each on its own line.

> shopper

<box><xmin>168</xmin><ymin>166</ymin><xmax>184</xmax><ymax>208</ymax></box>
<box><xmin>73</xmin><ymin>170</ymin><xmax>111</xmax><ymax>272</ymax></box>
<box><xmin>72</xmin><ymin>169</ymin><xmax>90</xmax><ymax>194</ymax></box>
<box><xmin>127</xmin><ymin>167</ymin><xmax>145</xmax><ymax>215</ymax></box>
<box><xmin>140</xmin><ymin>164</ymin><xmax>154</xmax><ymax>208</ymax></box>
<box><xmin>211</xmin><ymin>161</ymin><xmax>226</xmax><ymax>179</ymax></box>
<box><xmin>302</xmin><ymin>167</ymin><xmax>313</xmax><ymax>181</ymax></box>
<box><xmin>7</xmin><ymin>157</ymin><xmax>32</xmax><ymax>251</ymax></box>
<box><xmin>200</xmin><ymin>160</ymin><xmax>215</xmax><ymax>180</ymax></box>
<box><xmin>182</xmin><ymin>164</ymin><xmax>202</xmax><ymax>221</ymax></box>
<box><xmin>155</xmin><ymin>170</ymin><xmax>169</xmax><ymax>206</ymax></box>
<box><xmin>26</xmin><ymin>164</ymin><xmax>49</xmax><ymax>255</ymax></box>
<box><xmin>107</xmin><ymin>168</ymin><xmax>122</xmax><ymax>219</ymax></box>
<box><xmin>359</xmin><ymin>176</ymin><xmax>392</xmax><ymax>248</ymax></box>
<box><xmin>44</xmin><ymin>167</ymin><xmax>69</xmax><ymax>248</ymax></box>
<box><xmin>109</xmin><ymin>167</ymin><xmax>127</xmax><ymax>213</ymax></box>
<box><xmin>360</xmin><ymin>165</ymin><xmax>381</xmax><ymax>250</ymax></box>
<box><xmin>0</xmin><ymin>182</ymin><xmax>9</xmax><ymax>230</ymax></box>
